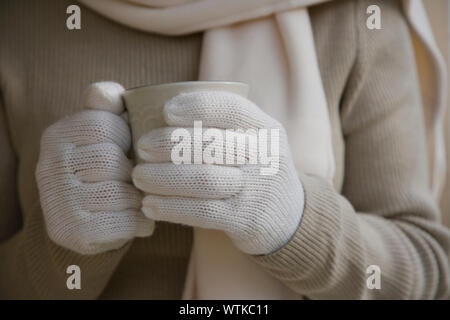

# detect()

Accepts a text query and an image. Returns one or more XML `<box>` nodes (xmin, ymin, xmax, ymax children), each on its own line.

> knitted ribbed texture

<box><xmin>0</xmin><ymin>0</ymin><xmax>449</xmax><ymax>299</ymax></box>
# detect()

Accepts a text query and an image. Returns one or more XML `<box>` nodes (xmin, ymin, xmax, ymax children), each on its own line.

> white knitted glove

<box><xmin>132</xmin><ymin>91</ymin><xmax>305</xmax><ymax>255</ymax></box>
<box><xmin>36</xmin><ymin>82</ymin><xmax>154</xmax><ymax>255</ymax></box>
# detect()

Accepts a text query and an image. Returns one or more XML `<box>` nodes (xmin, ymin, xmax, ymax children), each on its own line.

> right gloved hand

<box><xmin>36</xmin><ymin>82</ymin><xmax>154</xmax><ymax>255</ymax></box>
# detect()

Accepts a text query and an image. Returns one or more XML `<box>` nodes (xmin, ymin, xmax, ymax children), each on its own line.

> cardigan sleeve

<box><xmin>252</xmin><ymin>0</ymin><xmax>450</xmax><ymax>299</ymax></box>
<box><xmin>0</xmin><ymin>94</ymin><xmax>131</xmax><ymax>300</ymax></box>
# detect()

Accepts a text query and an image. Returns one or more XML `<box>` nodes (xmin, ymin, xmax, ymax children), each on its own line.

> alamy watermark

<box><xmin>66</xmin><ymin>265</ymin><xmax>81</xmax><ymax>290</ymax></box>
<box><xmin>66</xmin><ymin>5</ymin><xmax>81</xmax><ymax>30</ymax></box>
<box><xmin>170</xmin><ymin>121</ymin><xmax>280</xmax><ymax>175</ymax></box>
<box><xmin>366</xmin><ymin>4</ymin><xmax>382</xmax><ymax>30</ymax></box>
<box><xmin>366</xmin><ymin>265</ymin><xmax>381</xmax><ymax>290</ymax></box>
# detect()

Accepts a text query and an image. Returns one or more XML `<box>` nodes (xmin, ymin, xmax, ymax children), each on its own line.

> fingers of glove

<box><xmin>132</xmin><ymin>164</ymin><xmax>243</xmax><ymax>199</ymax></box>
<box><xmin>81</xmin><ymin>210</ymin><xmax>154</xmax><ymax>241</ymax></box>
<box><xmin>79</xmin><ymin>180</ymin><xmax>142</xmax><ymax>212</ymax></box>
<box><xmin>142</xmin><ymin>195</ymin><xmax>241</xmax><ymax>233</ymax></box>
<box><xmin>137</xmin><ymin>127</ymin><xmax>258</xmax><ymax>165</ymax></box>
<box><xmin>48</xmin><ymin>210</ymin><xmax>154</xmax><ymax>255</ymax></box>
<box><xmin>41</xmin><ymin>110</ymin><xmax>131</xmax><ymax>151</ymax></box>
<box><xmin>70</xmin><ymin>143</ymin><xmax>133</xmax><ymax>183</ymax></box>
<box><xmin>164</xmin><ymin>91</ymin><xmax>278</xmax><ymax>130</ymax></box>
<box><xmin>136</xmin><ymin>127</ymin><xmax>182</xmax><ymax>163</ymax></box>
<box><xmin>83</xmin><ymin>81</ymin><xmax>125</xmax><ymax>115</ymax></box>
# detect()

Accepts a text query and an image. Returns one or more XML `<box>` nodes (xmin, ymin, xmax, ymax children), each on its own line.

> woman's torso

<box><xmin>0</xmin><ymin>0</ymin><xmax>355</xmax><ymax>298</ymax></box>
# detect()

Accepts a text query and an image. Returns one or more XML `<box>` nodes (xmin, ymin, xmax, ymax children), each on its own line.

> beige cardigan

<box><xmin>0</xmin><ymin>0</ymin><xmax>449</xmax><ymax>299</ymax></box>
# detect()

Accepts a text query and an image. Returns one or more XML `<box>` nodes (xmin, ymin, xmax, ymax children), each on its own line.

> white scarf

<box><xmin>78</xmin><ymin>0</ymin><xmax>447</xmax><ymax>299</ymax></box>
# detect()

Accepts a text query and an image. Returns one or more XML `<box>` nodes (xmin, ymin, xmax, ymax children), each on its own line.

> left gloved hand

<box><xmin>132</xmin><ymin>91</ymin><xmax>305</xmax><ymax>255</ymax></box>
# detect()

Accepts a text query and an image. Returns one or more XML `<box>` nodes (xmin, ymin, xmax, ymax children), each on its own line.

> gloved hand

<box><xmin>36</xmin><ymin>82</ymin><xmax>154</xmax><ymax>255</ymax></box>
<box><xmin>132</xmin><ymin>91</ymin><xmax>305</xmax><ymax>255</ymax></box>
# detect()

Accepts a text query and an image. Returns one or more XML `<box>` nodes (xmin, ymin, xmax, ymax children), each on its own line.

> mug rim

<box><xmin>124</xmin><ymin>80</ymin><xmax>248</xmax><ymax>94</ymax></box>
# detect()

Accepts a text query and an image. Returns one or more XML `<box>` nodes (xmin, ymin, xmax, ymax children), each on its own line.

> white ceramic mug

<box><xmin>122</xmin><ymin>81</ymin><xmax>248</xmax><ymax>160</ymax></box>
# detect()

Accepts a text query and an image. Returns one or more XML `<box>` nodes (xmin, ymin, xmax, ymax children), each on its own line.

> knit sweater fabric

<box><xmin>0</xmin><ymin>0</ymin><xmax>449</xmax><ymax>299</ymax></box>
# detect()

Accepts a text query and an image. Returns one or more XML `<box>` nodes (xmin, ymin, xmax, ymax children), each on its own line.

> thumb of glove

<box><xmin>83</xmin><ymin>81</ymin><xmax>125</xmax><ymax>115</ymax></box>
